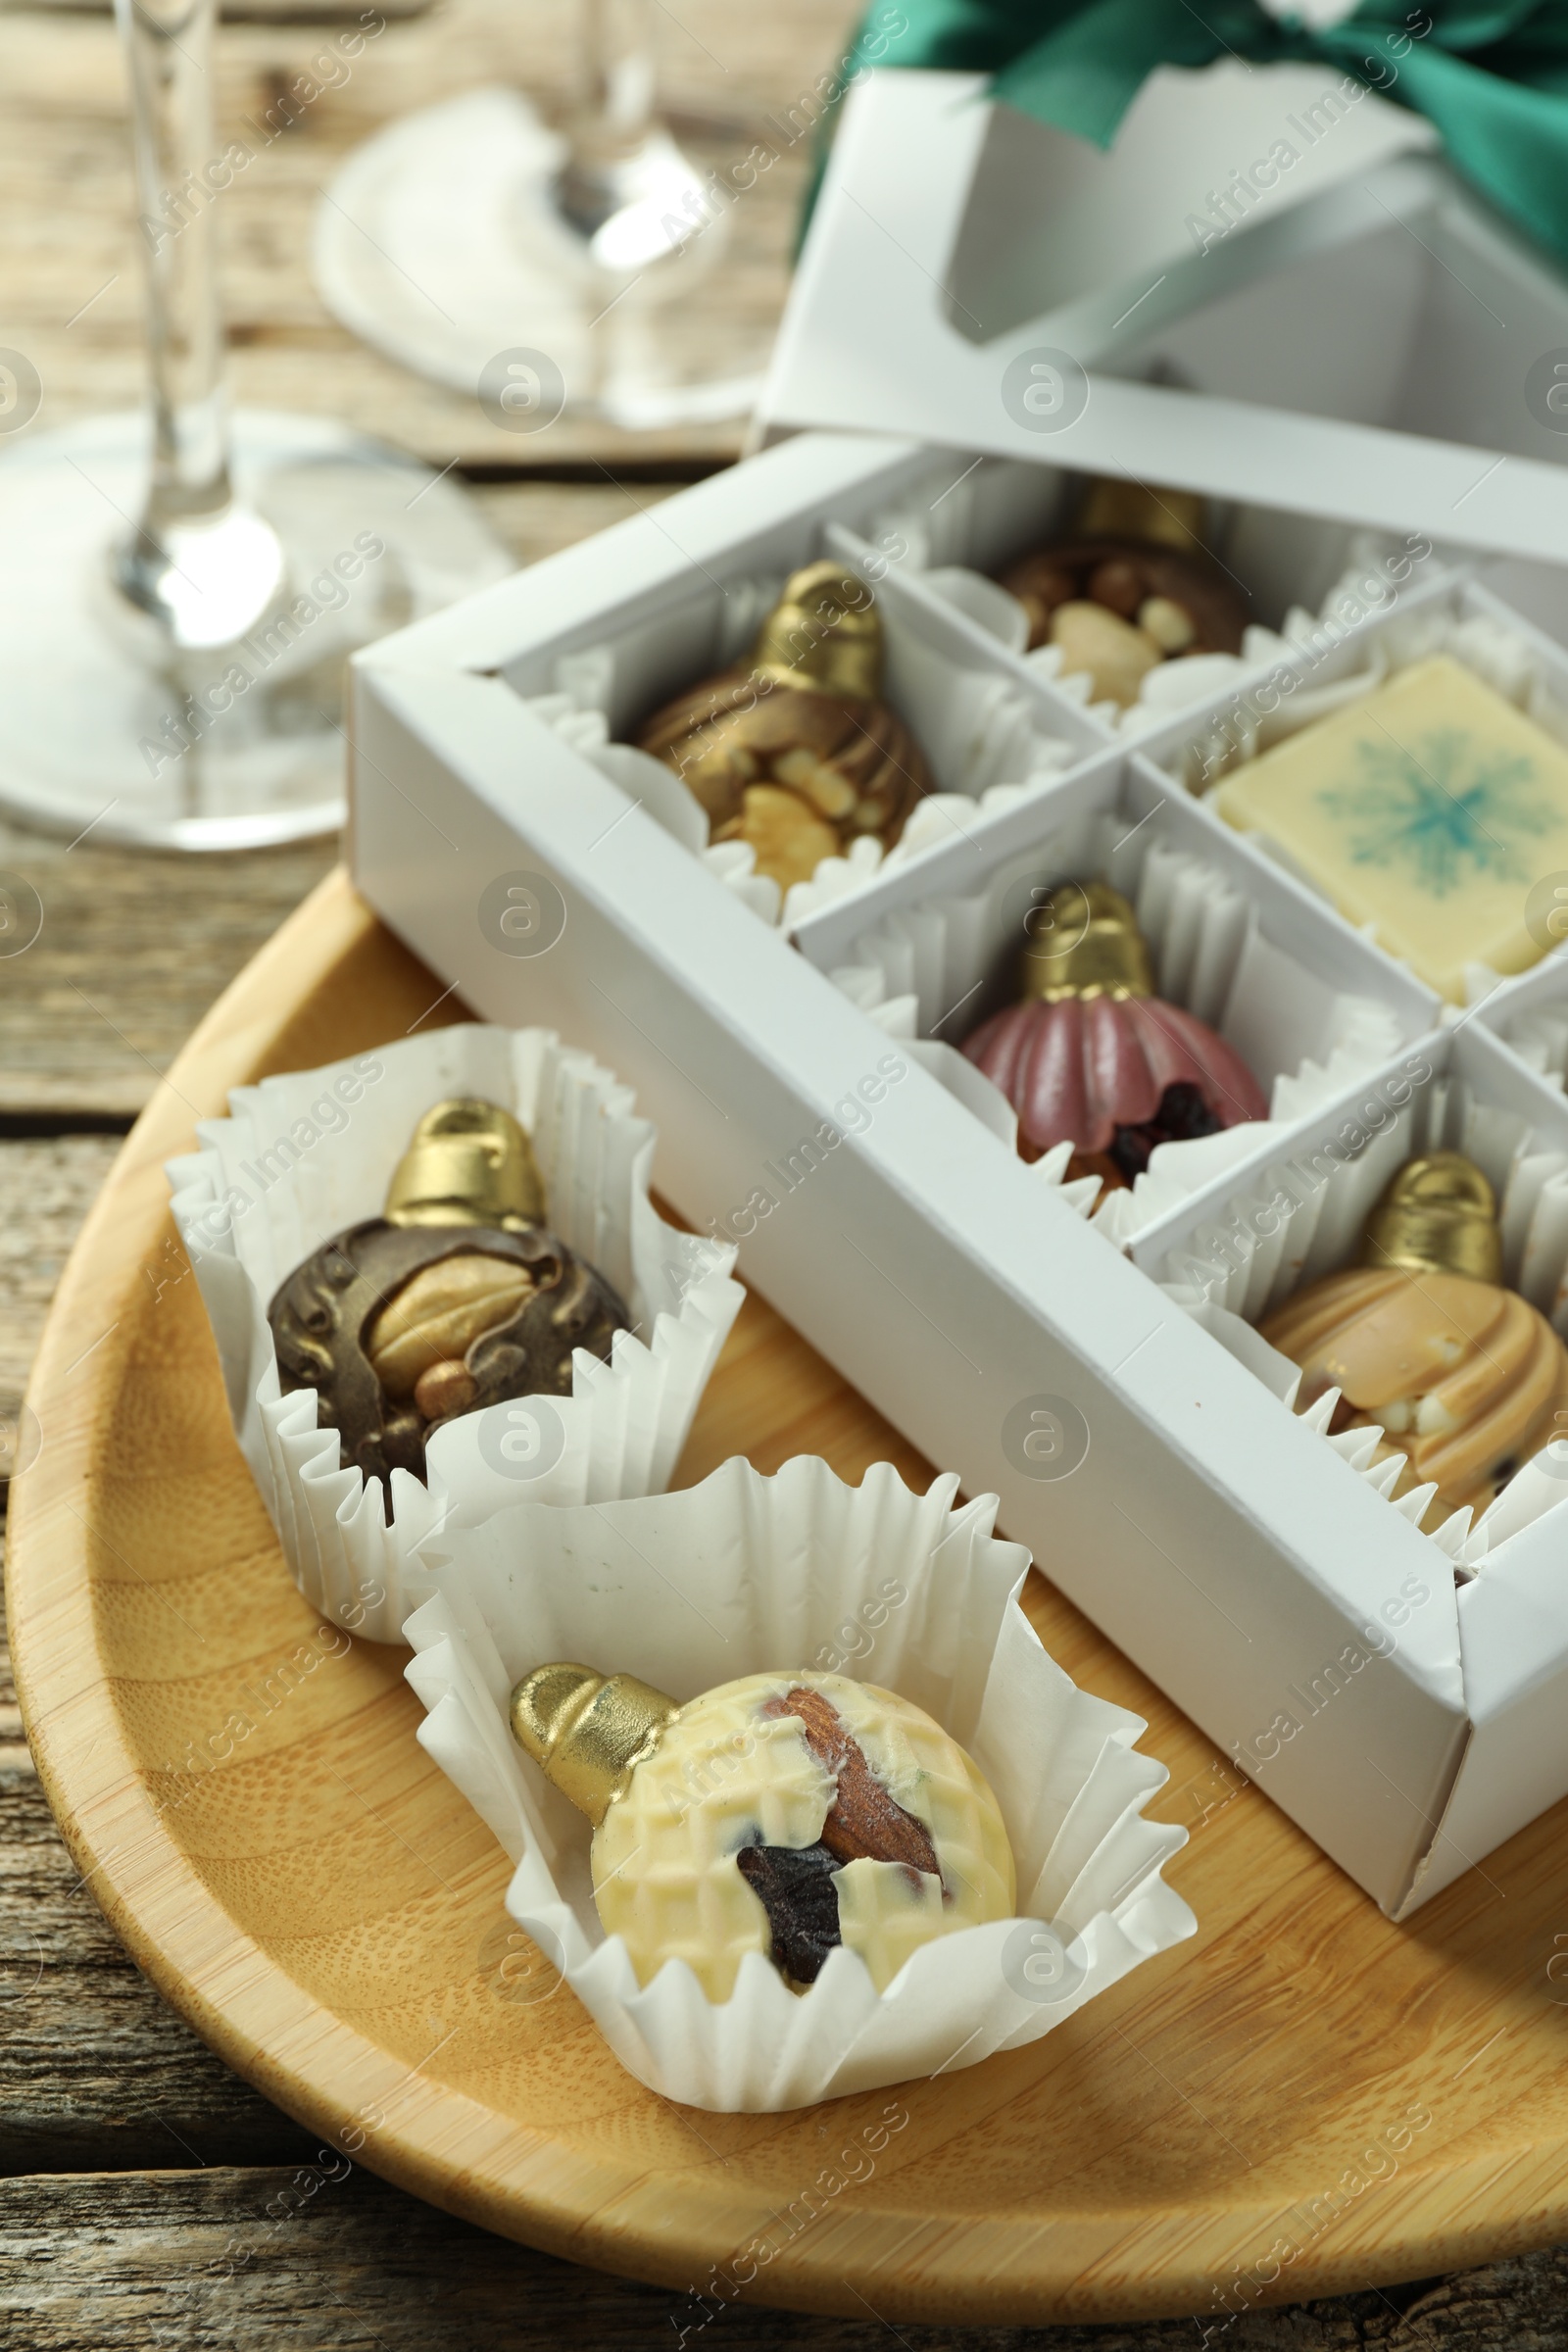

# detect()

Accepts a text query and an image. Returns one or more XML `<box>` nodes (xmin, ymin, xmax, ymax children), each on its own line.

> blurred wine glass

<box><xmin>314</xmin><ymin>0</ymin><xmax>774</xmax><ymax>430</ymax></box>
<box><xmin>0</xmin><ymin>0</ymin><xmax>509</xmax><ymax>850</ymax></box>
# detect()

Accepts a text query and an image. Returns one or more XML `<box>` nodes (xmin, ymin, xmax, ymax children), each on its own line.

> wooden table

<box><xmin>2</xmin><ymin>1</ymin><xmax>1566</xmax><ymax>2341</ymax></box>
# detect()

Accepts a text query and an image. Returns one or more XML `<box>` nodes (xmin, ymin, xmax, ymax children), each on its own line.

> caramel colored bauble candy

<box><xmin>268</xmin><ymin>1099</ymin><xmax>629</xmax><ymax>1489</ymax></box>
<box><xmin>636</xmin><ymin>562</ymin><xmax>933</xmax><ymax>896</ymax></box>
<box><xmin>510</xmin><ymin>1664</ymin><xmax>1015</xmax><ymax>2000</ymax></box>
<box><xmin>1262</xmin><ymin>1152</ymin><xmax>1568</xmax><ymax>1527</ymax></box>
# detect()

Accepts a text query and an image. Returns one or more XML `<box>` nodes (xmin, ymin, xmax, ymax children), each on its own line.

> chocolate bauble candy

<box><xmin>510</xmin><ymin>1664</ymin><xmax>1015</xmax><ymax>1999</ymax></box>
<box><xmin>997</xmin><ymin>479</ymin><xmax>1249</xmax><ymax>706</ymax></box>
<box><xmin>1263</xmin><ymin>1153</ymin><xmax>1568</xmax><ymax>1528</ymax></box>
<box><xmin>636</xmin><ymin>562</ymin><xmax>933</xmax><ymax>894</ymax></box>
<box><xmin>960</xmin><ymin>882</ymin><xmax>1267</xmax><ymax>1188</ymax></box>
<box><xmin>268</xmin><ymin>1099</ymin><xmax>629</xmax><ymax>1489</ymax></box>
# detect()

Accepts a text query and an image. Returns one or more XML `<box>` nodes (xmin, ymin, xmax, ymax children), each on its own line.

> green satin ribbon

<box><xmin>839</xmin><ymin>0</ymin><xmax>1568</xmax><ymax>267</ymax></box>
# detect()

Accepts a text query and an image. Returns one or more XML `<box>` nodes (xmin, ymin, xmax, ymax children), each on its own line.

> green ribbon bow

<box><xmin>840</xmin><ymin>0</ymin><xmax>1568</xmax><ymax>268</ymax></box>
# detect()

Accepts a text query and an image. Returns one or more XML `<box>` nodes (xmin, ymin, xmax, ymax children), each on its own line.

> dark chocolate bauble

<box><xmin>268</xmin><ymin>1220</ymin><xmax>628</xmax><ymax>1490</ymax></box>
<box><xmin>1000</xmin><ymin>536</ymin><xmax>1250</xmax><ymax>656</ymax></box>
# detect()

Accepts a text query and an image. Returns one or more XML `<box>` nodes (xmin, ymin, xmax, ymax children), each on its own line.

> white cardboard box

<box><xmin>350</xmin><ymin>428</ymin><xmax>1568</xmax><ymax>1918</ymax></box>
<box><xmin>762</xmin><ymin>67</ymin><xmax>1568</xmax><ymax>640</ymax></box>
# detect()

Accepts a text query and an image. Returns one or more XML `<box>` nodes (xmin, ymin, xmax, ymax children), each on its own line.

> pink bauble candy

<box><xmin>962</xmin><ymin>992</ymin><xmax>1267</xmax><ymax>1161</ymax></box>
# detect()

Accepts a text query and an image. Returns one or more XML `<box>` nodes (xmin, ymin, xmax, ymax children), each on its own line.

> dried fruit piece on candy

<box><xmin>367</xmin><ymin>1254</ymin><xmax>540</xmax><ymax>1396</ymax></box>
<box><xmin>1047</xmin><ymin>601</ymin><xmax>1160</xmax><ymax>709</ymax></box>
<box><xmin>1086</xmin><ymin>1076</ymin><xmax>1227</xmax><ymax>1194</ymax></box>
<box><xmin>736</xmin><ymin>1842</ymin><xmax>842</xmax><ymax>1984</ymax></box>
<box><xmin>763</xmin><ymin>1683</ymin><xmax>941</xmax><ymax>1877</ymax></box>
<box><xmin>1138</xmin><ymin>595</ymin><xmax>1197</xmax><ymax>654</ymax></box>
<box><xmin>712</xmin><ymin>781</ymin><xmax>841</xmax><ymax>895</ymax></box>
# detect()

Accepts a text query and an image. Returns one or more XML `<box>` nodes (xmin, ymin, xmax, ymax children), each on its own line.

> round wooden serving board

<box><xmin>11</xmin><ymin>869</ymin><xmax>1568</xmax><ymax>2328</ymax></box>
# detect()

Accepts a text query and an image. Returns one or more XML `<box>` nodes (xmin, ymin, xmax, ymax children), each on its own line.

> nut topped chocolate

<box><xmin>268</xmin><ymin>1099</ymin><xmax>629</xmax><ymax>1490</ymax></box>
<box><xmin>635</xmin><ymin>562</ymin><xmax>934</xmax><ymax>895</ymax></box>
<box><xmin>1262</xmin><ymin>1151</ymin><xmax>1568</xmax><ymax>1528</ymax></box>
<box><xmin>1000</xmin><ymin>480</ymin><xmax>1250</xmax><ymax>707</ymax></box>
<box><xmin>510</xmin><ymin>1662</ymin><xmax>1015</xmax><ymax>1999</ymax></box>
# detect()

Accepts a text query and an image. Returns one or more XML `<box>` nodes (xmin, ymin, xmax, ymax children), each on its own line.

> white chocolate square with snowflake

<box><xmin>1214</xmin><ymin>656</ymin><xmax>1568</xmax><ymax>1000</ymax></box>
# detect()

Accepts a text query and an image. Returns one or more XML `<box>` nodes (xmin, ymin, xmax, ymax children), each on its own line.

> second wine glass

<box><xmin>314</xmin><ymin>0</ymin><xmax>776</xmax><ymax>431</ymax></box>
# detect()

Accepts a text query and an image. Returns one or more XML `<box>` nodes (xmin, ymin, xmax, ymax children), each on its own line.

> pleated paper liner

<box><xmin>405</xmin><ymin>1453</ymin><xmax>1195</xmax><ymax>2113</ymax></box>
<box><xmin>167</xmin><ymin>1024</ymin><xmax>742</xmax><ymax>1643</ymax></box>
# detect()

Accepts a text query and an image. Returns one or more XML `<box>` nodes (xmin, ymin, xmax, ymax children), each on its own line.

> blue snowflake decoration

<box><xmin>1319</xmin><ymin>728</ymin><xmax>1562</xmax><ymax>898</ymax></box>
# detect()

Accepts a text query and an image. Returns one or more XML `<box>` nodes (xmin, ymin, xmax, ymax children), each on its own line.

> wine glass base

<box><xmin>0</xmin><ymin>410</ymin><xmax>512</xmax><ymax>851</ymax></box>
<box><xmin>313</xmin><ymin>87</ymin><xmax>768</xmax><ymax>430</ymax></box>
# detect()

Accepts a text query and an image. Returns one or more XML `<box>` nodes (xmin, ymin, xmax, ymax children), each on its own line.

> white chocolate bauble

<box><xmin>590</xmin><ymin>1671</ymin><xmax>1015</xmax><ymax>1999</ymax></box>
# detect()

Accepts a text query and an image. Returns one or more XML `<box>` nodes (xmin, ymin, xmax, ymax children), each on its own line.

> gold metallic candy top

<box><xmin>750</xmin><ymin>562</ymin><xmax>882</xmax><ymax>702</ymax></box>
<box><xmin>383</xmin><ymin>1099</ymin><xmax>547</xmax><ymax>1233</ymax></box>
<box><xmin>1360</xmin><ymin>1152</ymin><xmax>1502</xmax><ymax>1286</ymax></box>
<box><xmin>510</xmin><ymin>1662</ymin><xmax>678</xmax><ymax>1826</ymax></box>
<box><xmin>1076</xmin><ymin>477</ymin><xmax>1205</xmax><ymax>553</ymax></box>
<box><xmin>1020</xmin><ymin>881</ymin><xmax>1154</xmax><ymax>1003</ymax></box>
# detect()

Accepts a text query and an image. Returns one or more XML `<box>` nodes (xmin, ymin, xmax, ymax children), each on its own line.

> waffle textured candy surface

<box><xmin>1213</xmin><ymin>656</ymin><xmax>1568</xmax><ymax>999</ymax></box>
<box><xmin>590</xmin><ymin>1672</ymin><xmax>1015</xmax><ymax>2000</ymax></box>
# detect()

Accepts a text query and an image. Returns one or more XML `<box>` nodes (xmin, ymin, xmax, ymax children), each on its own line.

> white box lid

<box><xmin>760</xmin><ymin>64</ymin><xmax>1568</xmax><ymax>568</ymax></box>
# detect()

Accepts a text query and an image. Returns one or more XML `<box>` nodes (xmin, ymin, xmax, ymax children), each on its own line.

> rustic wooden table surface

<box><xmin>2</xmin><ymin>0</ymin><xmax>1566</xmax><ymax>2342</ymax></box>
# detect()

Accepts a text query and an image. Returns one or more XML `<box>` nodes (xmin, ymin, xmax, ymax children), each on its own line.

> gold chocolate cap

<box><xmin>509</xmin><ymin>1663</ymin><xmax>678</xmax><ymax>1826</ymax></box>
<box><xmin>751</xmin><ymin>561</ymin><xmax>881</xmax><ymax>701</ymax></box>
<box><xmin>1076</xmin><ymin>477</ymin><xmax>1206</xmax><ymax>553</ymax></box>
<box><xmin>1019</xmin><ymin>881</ymin><xmax>1154</xmax><ymax>1003</ymax></box>
<box><xmin>384</xmin><ymin>1098</ymin><xmax>546</xmax><ymax>1232</ymax></box>
<box><xmin>1360</xmin><ymin>1152</ymin><xmax>1502</xmax><ymax>1285</ymax></box>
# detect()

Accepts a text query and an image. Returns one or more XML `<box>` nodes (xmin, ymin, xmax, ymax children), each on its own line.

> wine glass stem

<box><xmin>118</xmin><ymin>0</ymin><xmax>232</xmax><ymax>546</ymax></box>
<box><xmin>573</xmin><ymin>0</ymin><xmax>658</xmax><ymax>169</ymax></box>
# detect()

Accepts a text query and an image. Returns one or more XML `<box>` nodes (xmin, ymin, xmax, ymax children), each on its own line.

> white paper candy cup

<box><xmin>403</xmin><ymin>1454</ymin><xmax>1196</xmax><ymax>2113</ymax></box>
<box><xmin>166</xmin><ymin>1025</ymin><xmax>743</xmax><ymax>1645</ymax></box>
